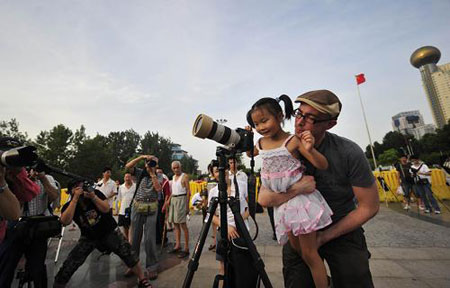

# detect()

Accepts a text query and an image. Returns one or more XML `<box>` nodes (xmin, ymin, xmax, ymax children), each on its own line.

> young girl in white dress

<box><xmin>247</xmin><ymin>95</ymin><xmax>333</xmax><ymax>288</ymax></box>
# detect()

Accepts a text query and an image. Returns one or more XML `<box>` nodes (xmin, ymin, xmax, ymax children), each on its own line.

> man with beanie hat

<box><xmin>258</xmin><ymin>90</ymin><xmax>379</xmax><ymax>287</ymax></box>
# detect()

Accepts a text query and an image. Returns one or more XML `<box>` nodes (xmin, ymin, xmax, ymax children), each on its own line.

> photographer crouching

<box><xmin>53</xmin><ymin>180</ymin><xmax>153</xmax><ymax>288</ymax></box>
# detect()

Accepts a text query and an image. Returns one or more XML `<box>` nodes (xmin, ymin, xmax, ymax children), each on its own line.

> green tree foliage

<box><xmin>140</xmin><ymin>132</ymin><xmax>174</xmax><ymax>174</ymax></box>
<box><xmin>35</xmin><ymin>124</ymin><xmax>73</xmax><ymax>169</ymax></box>
<box><xmin>378</xmin><ymin>148</ymin><xmax>399</xmax><ymax>166</ymax></box>
<box><xmin>364</xmin><ymin>121</ymin><xmax>450</xmax><ymax>166</ymax></box>
<box><xmin>0</xmin><ymin>118</ymin><xmax>29</xmax><ymax>143</ymax></box>
<box><xmin>179</xmin><ymin>155</ymin><xmax>198</xmax><ymax>175</ymax></box>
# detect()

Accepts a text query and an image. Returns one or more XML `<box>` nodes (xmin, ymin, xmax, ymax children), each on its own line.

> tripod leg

<box><xmin>55</xmin><ymin>226</ymin><xmax>65</xmax><ymax>263</ymax></box>
<box><xmin>229</xmin><ymin>198</ymin><xmax>273</xmax><ymax>288</ymax></box>
<box><xmin>182</xmin><ymin>198</ymin><xmax>219</xmax><ymax>288</ymax></box>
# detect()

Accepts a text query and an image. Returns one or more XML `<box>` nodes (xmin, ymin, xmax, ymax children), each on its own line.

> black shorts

<box><xmin>118</xmin><ymin>215</ymin><xmax>131</xmax><ymax>228</ymax></box>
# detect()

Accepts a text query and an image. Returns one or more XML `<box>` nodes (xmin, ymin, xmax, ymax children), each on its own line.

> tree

<box><xmin>180</xmin><ymin>155</ymin><xmax>198</xmax><ymax>175</ymax></box>
<box><xmin>0</xmin><ymin>118</ymin><xmax>29</xmax><ymax>143</ymax></box>
<box><xmin>35</xmin><ymin>124</ymin><xmax>73</xmax><ymax>169</ymax></box>
<box><xmin>107</xmin><ymin>129</ymin><xmax>141</xmax><ymax>174</ymax></box>
<box><xmin>140</xmin><ymin>132</ymin><xmax>174</xmax><ymax>173</ymax></box>
<box><xmin>378</xmin><ymin>148</ymin><xmax>399</xmax><ymax>166</ymax></box>
<box><xmin>68</xmin><ymin>134</ymin><xmax>111</xmax><ymax>180</ymax></box>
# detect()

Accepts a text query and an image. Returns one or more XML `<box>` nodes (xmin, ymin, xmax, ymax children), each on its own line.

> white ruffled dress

<box><xmin>259</xmin><ymin>135</ymin><xmax>333</xmax><ymax>245</ymax></box>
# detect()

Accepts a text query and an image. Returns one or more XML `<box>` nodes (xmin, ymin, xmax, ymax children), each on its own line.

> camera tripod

<box><xmin>182</xmin><ymin>147</ymin><xmax>272</xmax><ymax>288</ymax></box>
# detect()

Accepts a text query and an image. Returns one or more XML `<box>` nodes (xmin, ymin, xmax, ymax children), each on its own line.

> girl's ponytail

<box><xmin>278</xmin><ymin>94</ymin><xmax>294</xmax><ymax>120</ymax></box>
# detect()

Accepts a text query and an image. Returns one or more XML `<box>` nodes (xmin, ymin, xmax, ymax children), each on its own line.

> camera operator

<box><xmin>53</xmin><ymin>180</ymin><xmax>153</xmax><ymax>288</ymax></box>
<box><xmin>0</xmin><ymin>165</ymin><xmax>21</xmax><ymax>221</ymax></box>
<box><xmin>0</xmin><ymin>167</ymin><xmax>58</xmax><ymax>288</ymax></box>
<box><xmin>125</xmin><ymin>155</ymin><xmax>163</xmax><ymax>280</ymax></box>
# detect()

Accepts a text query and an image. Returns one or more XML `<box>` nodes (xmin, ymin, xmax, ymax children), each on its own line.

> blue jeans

<box><xmin>413</xmin><ymin>184</ymin><xmax>440</xmax><ymax>212</ymax></box>
<box><xmin>401</xmin><ymin>182</ymin><xmax>414</xmax><ymax>202</ymax></box>
<box><xmin>130</xmin><ymin>208</ymin><xmax>159</xmax><ymax>271</ymax></box>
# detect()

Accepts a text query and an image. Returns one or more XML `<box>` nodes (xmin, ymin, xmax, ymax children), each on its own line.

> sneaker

<box><xmin>419</xmin><ymin>205</ymin><xmax>425</xmax><ymax>211</ymax></box>
<box><xmin>435</xmin><ymin>210</ymin><xmax>441</xmax><ymax>214</ymax></box>
<box><xmin>138</xmin><ymin>279</ymin><xmax>153</xmax><ymax>288</ymax></box>
<box><xmin>403</xmin><ymin>205</ymin><xmax>410</xmax><ymax>210</ymax></box>
<box><xmin>424</xmin><ymin>209</ymin><xmax>430</xmax><ymax>213</ymax></box>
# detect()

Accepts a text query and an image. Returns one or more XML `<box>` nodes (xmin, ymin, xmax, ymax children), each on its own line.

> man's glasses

<box><xmin>293</xmin><ymin>109</ymin><xmax>330</xmax><ymax>124</ymax></box>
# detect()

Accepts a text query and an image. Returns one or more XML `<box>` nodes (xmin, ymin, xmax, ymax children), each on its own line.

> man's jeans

<box><xmin>131</xmin><ymin>208</ymin><xmax>159</xmax><ymax>271</ymax></box>
<box><xmin>413</xmin><ymin>183</ymin><xmax>440</xmax><ymax>212</ymax></box>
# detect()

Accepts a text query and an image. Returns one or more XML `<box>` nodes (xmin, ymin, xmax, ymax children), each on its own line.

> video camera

<box><xmin>192</xmin><ymin>114</ymin><xmax>253</xmax><ymax>153</ymax></box>
<box><xmin>0</xmin><ymin>137</ymin><xmax>38</xmax><ymax>168</ymax></box>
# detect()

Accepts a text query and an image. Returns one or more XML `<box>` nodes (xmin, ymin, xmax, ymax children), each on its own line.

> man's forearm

<box><xmin>126</xmin><ymin>156</ymin><xmax>143</xmax><ymax>171</ymax></box>
<box><xmin>0</xmin><ymin>185</ymin><xmax>21</xmax><ymax>220</ymax></box>
<box><xmin>321</xmin><ymin>204</ymin><xmax>378</xmax><ymax>244</ymax></box>
<box><xmin>40</xmin><ymin>176</ymin><xmax>59</xmax><ymax>202</ymax></box>
<box><xmin>258</xmin><ymin>185</ymin><xmax>301</xmax><ymax>207</ymax></box>
<box><xmin>60</xmin><ymin>199</ymin><xmax>78</xmax><ymax>225</ymax></box>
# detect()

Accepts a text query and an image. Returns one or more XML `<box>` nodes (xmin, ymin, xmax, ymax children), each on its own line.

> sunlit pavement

<box><xmin>11</xmin><ymin>205</ymin><xmax>450</xmax><ymax>288</ymax></box>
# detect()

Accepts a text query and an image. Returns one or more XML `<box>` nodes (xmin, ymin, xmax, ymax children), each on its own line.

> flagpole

<box><xmin>356</xmin><ymin>82</ymin><xmax>378</xmax><ymax>169</ymax></box>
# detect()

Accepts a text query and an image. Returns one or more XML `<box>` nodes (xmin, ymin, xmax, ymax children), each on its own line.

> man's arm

<box><xmin>125</xmin><ymin>155</ymin><xmax>147</xmax><ymax>174</ymax></box>
<box><xmin>84</xmin><ymin>191</ymin><xmax>110</xmax><ymax>213</ymax></box>
<box><xmin>38</xmin><ymin>173</ymin><xmax>59</xmax><ymax>202</ymax></box>
<box><xmin>318</xmin><ymin>182</ymin><xmax>379</xmax><ymax>246</ymax></box>
<box><xmin>257</xmin><ymin>175</ymin><xmax>316</xmax><ymax>207</ymax></box>
<box><xmin>60</xmin><ymin>187</ymin><xmax>83</xmax><ymax>226</ymax></box>
<box><xmin>183</xmin><ymin>175</ymin><xmax>191</xmax><ymax>212</ymax></box>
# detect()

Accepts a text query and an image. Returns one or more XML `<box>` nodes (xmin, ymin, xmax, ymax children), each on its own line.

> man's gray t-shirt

<box><xmin>133</xmin><ymin>168</ymin><xmax>163</xmax><ymax>203</ymax></box>
<box><xmin>312</xmin><ymin>132</ymin><xmax>375</xmax><ymax>223</ymax></box>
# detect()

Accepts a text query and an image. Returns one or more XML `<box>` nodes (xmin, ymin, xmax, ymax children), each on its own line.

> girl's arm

<box><xmin>297</xmin><ymin>132</ymin><xmax>328</xmax><ymax>170</ymax></box>
<box><xmin>246</xmin><ymin>145</ymin><xmax>259</xmax><ymax>157</ymax></box>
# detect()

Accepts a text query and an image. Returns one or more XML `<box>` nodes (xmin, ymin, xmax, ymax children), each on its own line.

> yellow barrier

<box><xmin>57</xmin><ymin>170</ymin><xmax>448</xmax><ymax>212</ymax></box>
<box><xmin>374</xmin><ymin>169</ymin><xmax>450</xmax><ymax>202</ymax></box>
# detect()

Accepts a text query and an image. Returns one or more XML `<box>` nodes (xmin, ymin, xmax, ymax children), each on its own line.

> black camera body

<box><xmin>82</xmin><ymin>181</ymin><xmax>96</xmax><ymax>193</ymax></box>
<box><xmin>146</xmin><ymin>159</ymin><xmax>157</xmax><ymax>167</ymax></box>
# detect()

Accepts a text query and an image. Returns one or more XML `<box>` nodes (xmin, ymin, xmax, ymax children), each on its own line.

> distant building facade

<box><xmin>392</xmin><ymin>110</ymin><xmax>435</xmax><ymax>139</ymax></box>
<box><xmin>171</xmin><ymin>144</ymin><xmax>188</xmax><ymax>160</ymax></box>
<box><xmin>411</xmin><ymin>46</ymin><xmax>450</xmax><ymax>128</ymax></box>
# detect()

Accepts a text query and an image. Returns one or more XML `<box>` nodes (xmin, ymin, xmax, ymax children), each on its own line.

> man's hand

<box><xmin>299</xmin><ymin>131</ymin><xmax>315</xmax><ymax>152</ymax></box>
<box><xmin>290</xmin><ymin>175</ymin><xmax>316</xmax><ymax>195</ymax></box>
<box><xmin>228</xmin><ymin>225</ymin><xmax>239</xmax><ymax>240</ymax></box>
<box><xmin>72</xmin><ymin>186</ymin><xmax>84</xmax><ymax>200</ymax></box>
<box><xmin>83</xmin><ymin>191</ymin><xmax>95</xmax><ymax>199</ymax></box>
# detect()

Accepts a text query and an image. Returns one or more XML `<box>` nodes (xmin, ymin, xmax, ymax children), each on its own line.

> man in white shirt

<box><xmin>228</xmin><ymin>157</ymin><xmax>248</xmax><ymax>187</ymax></box>
<box><xmin>97</xmin><ymin>167</ymin><xmax>117</xmax><ymax>209</ymax></box>
<box><xmin>410</xmin><ymin>155</ymin><xmax>441</xmax><ymax>214</ymax></box>
<box><xmin>117</xmin><ymin>173</ymin><xmax>136</xmax><ymax>241</ymax></box>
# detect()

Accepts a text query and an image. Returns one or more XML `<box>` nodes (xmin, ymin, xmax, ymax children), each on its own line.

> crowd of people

<box><xmin>1</xmin><ymin>89</ymin><xmax>448</xmax><ymax>288</ymax></box>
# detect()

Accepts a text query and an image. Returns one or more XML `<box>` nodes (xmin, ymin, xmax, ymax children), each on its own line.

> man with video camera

<box><xmin>0</xmin><ymin>137</ymin><xmax>58</xmax><ymax>288</ymax></box>
<box><xmin>125</xmin><ymin>155</ymin><xmax>163</xmax><ymax>280</ymax></box>
<box><xmin>53</xmin><ymin>180</ymin><xmax>153</xmax><ymax>288</ymax></box>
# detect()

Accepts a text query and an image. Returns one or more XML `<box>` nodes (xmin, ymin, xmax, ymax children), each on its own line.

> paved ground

<box><xmin>11</xmin><ymin>201</ymin><xmax>450</xmax><ymax>287</ymax></box>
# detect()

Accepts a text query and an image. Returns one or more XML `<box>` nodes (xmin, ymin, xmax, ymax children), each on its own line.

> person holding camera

<box><xmin>410</xmin><ymin>155</ymin><xmax>441</xmax><ymax>214</ymax></box>
<box><xmin>0</xmin><ymin>166</ymin><xmax>21</xmax><ymax>221</ymax></box>
<box><xmin>125</xmin><ymin>155</ymin><xmax>163</xmax><ymax>280</ymax></box>
<box><xmin>0</xmin><ymin>166</ymin><xmax>59</xmax><ymax>288</ymax></box>
<box><xmin>395</xmin><ymin>155</ymin><xmax>416</xmax><ymax>210</ymax></box>
<box><xmin>53</xmin><ymin>180</ymin><xmax>152</xmax><ymax>288</ymax></box>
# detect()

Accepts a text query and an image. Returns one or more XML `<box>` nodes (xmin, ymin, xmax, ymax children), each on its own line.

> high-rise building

<box><xmin>392</xmin><ymin>110</ymin><xmax>435</xmax><ymax>140</ymax></box>
<box><xmin>411</xmin><ymin>46</ymin><xmax>450</xmax><ymax>128</ymax></box>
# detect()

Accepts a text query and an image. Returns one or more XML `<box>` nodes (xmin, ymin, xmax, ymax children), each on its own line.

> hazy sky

<box><xmin>1</xmin><ymin>0</ymin><xmax>450</xmax><ymax>172</ymax></box>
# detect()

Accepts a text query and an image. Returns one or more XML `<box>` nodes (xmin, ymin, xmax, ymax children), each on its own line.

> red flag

<box><xmin>356</xmin><ymin>73</ymin><xmax>366</xmax><ymax>85</ymax></box>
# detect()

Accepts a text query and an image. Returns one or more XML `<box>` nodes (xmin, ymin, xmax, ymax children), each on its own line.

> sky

<box><xmin>1</xmin><ymin>0</ymin><xmax>450</xmax><ymax>172</ymax></box>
